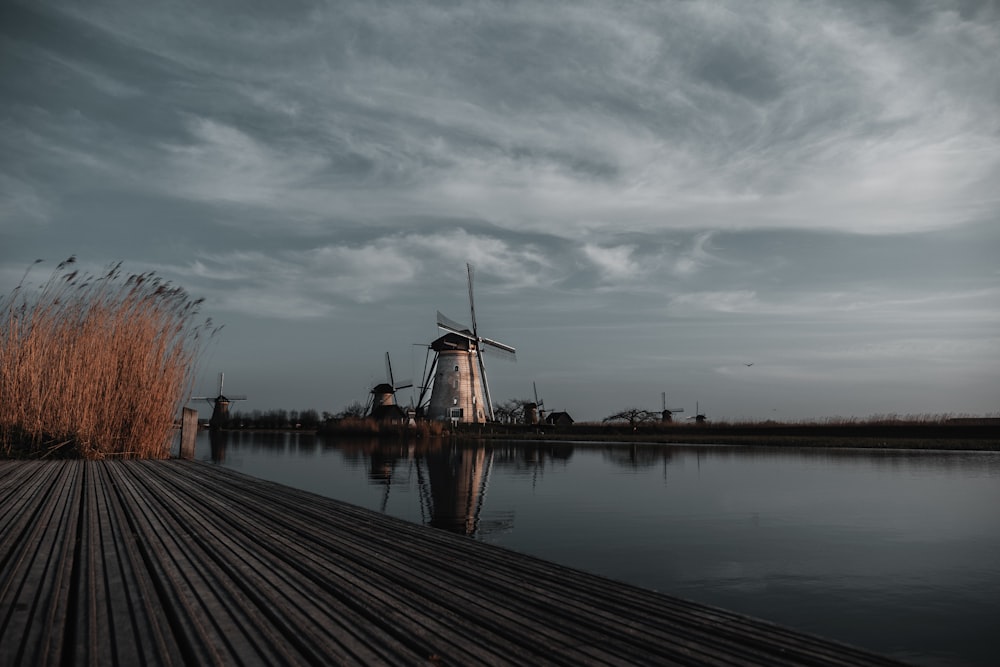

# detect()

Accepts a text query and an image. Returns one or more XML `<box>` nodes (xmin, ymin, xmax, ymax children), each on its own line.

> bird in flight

<box><xmin>744</xmin><ymin>363</ymin><xmax>754</xmax><ymax>367</ymax></box>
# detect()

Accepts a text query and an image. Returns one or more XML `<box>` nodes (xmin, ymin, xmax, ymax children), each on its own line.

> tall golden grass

<box><xmin>1</xmin><ymin>258</ymin><xmax>213</xmax><ymax>459</ymax></box>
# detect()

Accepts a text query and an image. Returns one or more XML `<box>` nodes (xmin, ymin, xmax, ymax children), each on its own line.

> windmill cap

<box><xmin>431</xmin><ymin>332</ymin><xmax>475</xmax><ymax>351</ymax></box>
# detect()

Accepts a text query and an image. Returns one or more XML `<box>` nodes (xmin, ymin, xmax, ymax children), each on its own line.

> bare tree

<box><xmin>493</xmin><ymin>398</ymin><xmax>529</xmax><ymax>424</ymax></box>
<box><xmin>337</xmin><ymin>401</ymin><xmax>367</xmax><ymax>419</ymax></box>
<box><xmin>603</xmin><ymin>408</ymin><xmax>657</xmax><ymax>429</ymax></box>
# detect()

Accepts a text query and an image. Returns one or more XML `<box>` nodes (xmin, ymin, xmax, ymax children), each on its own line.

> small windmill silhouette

<box><xmin>367</xmin><ymin>352</ymin><xmax>413</xmax><ymax>421</ymax></box>
<box><xmin>191</xmin><ymin>372</ymin><xmax>247</xmax><ymax>430</ymax></box>
<box><xmin>661</xmin><ymin>392</ymin><xmax>684</xmax><ymax>422</ymax></box>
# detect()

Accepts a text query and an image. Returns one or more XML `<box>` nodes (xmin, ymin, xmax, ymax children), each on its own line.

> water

<box><xmin>188</xmin><ymin>431</ymin><xmax>1000</xmax><ymax>666</ymax></box>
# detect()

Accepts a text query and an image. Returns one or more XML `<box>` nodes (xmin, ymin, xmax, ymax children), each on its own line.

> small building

<box><xmin>544</xmin><ymin>411</ymin><xmax>574</xmax><ymax>426</ymax></box>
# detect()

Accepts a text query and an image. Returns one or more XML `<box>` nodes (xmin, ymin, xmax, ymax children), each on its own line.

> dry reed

<box><xmin>1</xmin><ymin>258</ymin><xmax>214</xmax><ymax>459</ymax></box>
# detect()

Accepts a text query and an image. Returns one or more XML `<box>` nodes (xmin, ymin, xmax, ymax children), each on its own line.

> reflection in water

<box><xmin>333</xmin><ymin>438</ymin><xmax>573</xmax><ymax>537</ymax></box>
<box><xmin>206</xmin><ymin>429</ymin><xmax>322</xmax><ymax>464</ymax></box>
<box><xmin>226</xmin><ymin>436</ymin><xmax>576</xmax><ymax>537</ymax></box>
<box><xmin>422</xmin><ymin>445</ymin><xmax>490</xmax><ymax>535</ymax></box>
<box><xmin>209</xmin><ymin>429</ymin><xmax>227</xmax><ymax>463</ymax></box>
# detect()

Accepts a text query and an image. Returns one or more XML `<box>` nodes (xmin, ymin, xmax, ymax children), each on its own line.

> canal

<box><xmin>189</xmin><ymin>432</ymin><xmax>1000</xmax><ymax>667</ymax></box>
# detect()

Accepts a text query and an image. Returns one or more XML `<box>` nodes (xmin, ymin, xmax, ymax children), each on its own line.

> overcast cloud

<box><xmin>2</xmin><ymin>0</ymin><xmax>998</xmax><ymax>421</ymax></box>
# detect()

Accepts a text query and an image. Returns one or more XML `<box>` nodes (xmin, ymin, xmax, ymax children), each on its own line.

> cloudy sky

<box><xmin>2</xmin><ymin>0</ymin><xmax>998</xmax><ymax>422</ymax></box>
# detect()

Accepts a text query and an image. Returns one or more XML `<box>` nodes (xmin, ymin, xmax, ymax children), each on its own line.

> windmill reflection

<box><xmin>420</xmin><ymin>445</ymin><xmax>492</xmax><ymax>535</ymax></box>
<box><xmin>347</xmin><ymin>439</ymin><xmax>573</xmax><ymax>537</ymax></box>
<box><xmin>204</xmin><ymin>432</ymin><xmax>571</xmax><ymax>538</ymax></box>
<box><xmin>360</xmin><ymin>440</ymin><xmax>498</xmax><ymax>536</ymax></box>
<box><xmin>210</xmin><ymin>429</ymin><xmax>227</xmax><ymax>463</ymax></box>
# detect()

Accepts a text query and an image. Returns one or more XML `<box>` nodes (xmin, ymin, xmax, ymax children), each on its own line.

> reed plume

<box><xmin>1</xmin><ymin>258</ymin><xmax>213</xmax><ymax>459</ymax></box>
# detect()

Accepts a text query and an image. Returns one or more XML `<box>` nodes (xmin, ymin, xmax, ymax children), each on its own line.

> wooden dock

<box><xmin>1</xmin><ymin>460</ymin><xmax>906</xmax><ymax>666</ymax></box>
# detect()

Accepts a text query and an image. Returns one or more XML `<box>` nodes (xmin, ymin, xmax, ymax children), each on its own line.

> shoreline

<box><xmin>240</xmin><ymin>419</ymin><xmax>1000</xmax><ymax>452</ymax></box>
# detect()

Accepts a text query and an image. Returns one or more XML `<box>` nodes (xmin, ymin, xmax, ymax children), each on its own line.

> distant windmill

<box><xmin>419</xmin><ymin>264</ymin><xmax>515</xmax><ymax>424</ymax></box>
<box><xmin>687</xmin><ymin>401</ymin><xmax>707</xmax><ymax>424</ymax></box>
<box><xmin>190</xmin><ymin>372</ymin><xmax>246</xmax><ymax>430</ymax></box>
<box><xmin>525</xmin><ymin>381</ymin><xmax>546</xmax><ymax>425</ymax></box>
<box><xmin>661</xmin><ymin>392</ymin><xmax>684</xmax><ymax>423</ymax></box>
<box><xmin>368</xmin><ymin>352</ymin><xmax>413</xmax><ymax>421</ymax></box>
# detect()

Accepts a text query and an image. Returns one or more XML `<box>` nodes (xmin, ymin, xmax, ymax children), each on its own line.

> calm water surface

<box><xmin>190</xmin><ymin>432</ymin><xmax>1000</xmax><ymax>667</ymax></box>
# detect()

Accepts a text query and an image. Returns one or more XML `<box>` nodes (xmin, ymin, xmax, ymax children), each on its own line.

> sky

<box><xmin>2</xmin><ymin>0</ymin><xmax>998</xmax><ymax>423</ymax></box>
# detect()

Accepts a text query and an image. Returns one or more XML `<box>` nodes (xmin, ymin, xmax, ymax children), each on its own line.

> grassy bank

<box><xmin>1</xmin><ymin>259</ymin><xmax>211</xmax><ymax>459</ymax></box>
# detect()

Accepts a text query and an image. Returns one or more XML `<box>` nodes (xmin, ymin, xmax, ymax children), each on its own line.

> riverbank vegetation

<box><xmin>0</xmin><ymin>258</ymin><xmax>212</xmax><ymax>459</ymax></box>
<box><xmin>206</xmin><ymin>409</ymin><xmax>997</xmax><ymax>450</ymax></box>
<box><xmin>458</xmin><ymin>414</ymin><xmax>999</xmax><ymax>450</ymax></box>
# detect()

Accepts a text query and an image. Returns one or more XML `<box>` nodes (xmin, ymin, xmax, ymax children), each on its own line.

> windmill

<box><xmin>368</xmin><ymin>352</ymin><xmax>413</xmax><ymax>422</ymax></box>
<box><xmin>687</xmin><ymin>401</ymin><xmax>707</xmax><ymax>424</ymax></box>
<box><xmin>190</xmin><ymin>372</ymin><xmax>246</xmax><ymax>430</ymax></box>
<box><xmin>420</xmin><ymin>264</ymin><xmax>515</xmax><ymax>424</ymax></box>
<box><xmin>661</xmin><ymin>392</ymin><xmax>684</xmax><ymax>423</ymax></box>
<box><xmin>525</xmin><ymin>381</ymin><xmax>546</xmax><ymax>425</ymax></box>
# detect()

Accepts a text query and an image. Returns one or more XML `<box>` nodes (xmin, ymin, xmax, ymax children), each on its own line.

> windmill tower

<box><xmin>368</xmin><ymin>352</ymin><xmax>413</xmax><ymax>422</ymax></box>
<box><xmin>420</xmin><ymin>264</ymin><xmax>515</xmax><ymax>424</ymax></box>
<box><xmin>191</xmin><ymin>372</ymin><xmax>247</xmax><ymax>430</ymax></box>
<box><xmin>661</xmin><ymin>392</ymin><xmax>684</xmax><ymax>423</ymax></box>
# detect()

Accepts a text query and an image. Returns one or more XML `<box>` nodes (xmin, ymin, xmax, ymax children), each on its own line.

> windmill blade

<box><xmin>533</xmin><ymin>381</ymin><xmax>545</xmax><ymax>408</ymax></box>
<box><xmin>479</xmin><ymin>338</ymin><xmax>516</xmax><ymax>362</ymax></box>
<box><xmin>438</xmin><ymin>322</ymin><xmax>476</xmax><ymax>347</ymax></box>
<box><xmin>226</xmin><ymin>395</ymin><xmax>247</xmax><ymax>401</ymax></box>
<box><xmin>467</xmin><ymin>263</ymin><xmax>479</xmax><ymax>338</ymax></box>
<box><xmin>436</xmin><ymin>310</ymin><xmax>472</xmax><ymax>335</ymax></box>
<box><xmin>417</xmin><ymin>349</ymin><xmax>438</xmax><ymax>409</ymax></box>
<box><xmin>438</xmin><ymin>323</ymin><xmax>477</xmax><ymax>342</ymax></box>
<box><xmin>394</xmin><ymin>379</ymin><xmax>413</xmax><ymax>391</ymax></box>
<box><xmin>385</xmin><ymin>351</ymin><xmax>394</xmax><ymax>386</ymax></box>
<box><xmin>477</xmin><ymin>347</ymin><xmax>496</xmax><ymax>422</ymax></box>
<box><xmin>479</xmin><ymin>336</ymin><xmax>515</xmax><ymax>354</ymax></box>
<box><xmin>218</xmin><ymin>372</ymin><xmax>225</xmax><ymax>396</ymax></box>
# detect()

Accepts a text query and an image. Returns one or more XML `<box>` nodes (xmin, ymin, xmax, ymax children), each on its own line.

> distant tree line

<box><xmin>214</xmin><ymin>402</ymin><xmax>677</xmax><ymax>430</ymax></box>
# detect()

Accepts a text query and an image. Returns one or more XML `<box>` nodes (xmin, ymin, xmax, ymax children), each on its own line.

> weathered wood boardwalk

<box><xmin>1</xmin><ymin>460</ymin><xmax>907</xmax><ymax>666</ymax></box>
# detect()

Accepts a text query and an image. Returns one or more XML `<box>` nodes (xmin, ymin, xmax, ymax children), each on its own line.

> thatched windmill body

<box><xmin>191</xmin><ymin>372</ymin><xmax>246</xmax><ymax>430</ymax></box>
<box><xmin>368</xmin><ymin>352</ymin><xmax>412</xmax><ymax>422</ymax></box>
<box><xmin>419</xmin><ymin>264</ymin><xmax>515</xmax><ymax>424</ymax></box>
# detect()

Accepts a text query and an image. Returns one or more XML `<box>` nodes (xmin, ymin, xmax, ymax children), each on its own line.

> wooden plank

<box><xmin>0</xmin><ymin>461</ymin><xmax>82</xmax><ymax>666</ymax></box>
<box><xmin>73</xmin><ymin>460</ymin><xmax>187</xmax><ymax>667</ymax></box>
<box><xmin>0</xmin><ymin>460</ymin><xmax>910</xmax><ymax>666</ymax></box>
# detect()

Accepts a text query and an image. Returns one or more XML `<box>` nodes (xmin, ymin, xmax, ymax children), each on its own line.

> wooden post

<box><xmin>180</xmin><ymin>407</ymin><xmax>198</xmax><ymax>459</ymax></box>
